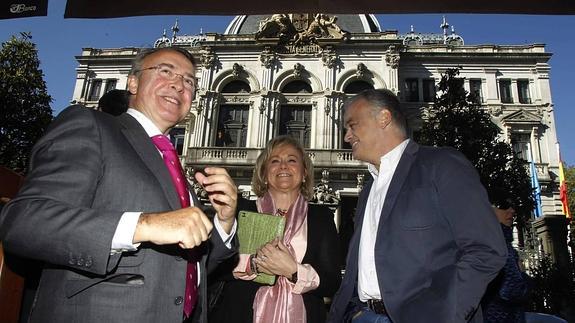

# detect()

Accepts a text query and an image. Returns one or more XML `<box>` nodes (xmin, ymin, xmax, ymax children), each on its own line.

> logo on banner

<box><xmin>10</xmin><ymin>4</ymin><xmax>37</xmax><ymax>14</ymax></box>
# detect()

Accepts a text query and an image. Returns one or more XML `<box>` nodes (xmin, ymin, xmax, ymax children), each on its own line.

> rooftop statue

<box><xmin>255</xmin><ymin>13</ymin><xmax>347</xmax><ymax>46</ymax></box>
<box><xmin>295</xmin><ymin>14</ymin><xmax>347</xmax><ymax>45</ymax></box>
<box><xmin>255</xmin><ymin>14</ymin><xmax>297</xmax><ymax>42</ymax></box>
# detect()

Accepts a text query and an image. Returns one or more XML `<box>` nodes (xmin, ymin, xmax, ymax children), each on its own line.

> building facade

<box><xmin>71</xmin><ymin>14</ymin><xmax>567</xmax><ymax>264</ymax></box>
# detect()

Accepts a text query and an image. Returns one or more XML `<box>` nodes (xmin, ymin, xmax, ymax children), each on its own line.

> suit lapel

<box><xmin>117</xmin><ymin>113</ymin><xmax>181</xmax><ymax>210</ymax></box>
<box><xmin>355</xmin><ymin>179</ymin><xmax>373</xmax><ymax>232</ymax></box>
<box><xmin>377</xmin><ymin>140</ymin><xmax>419</xmax><ymax>229</ymax></box>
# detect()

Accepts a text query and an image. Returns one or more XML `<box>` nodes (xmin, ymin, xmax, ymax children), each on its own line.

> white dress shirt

<box><xmin>358</xmin><ymin>139</ymin><xmax>410</xmax><ymax>302</ymax></box>
<box><xmin>111</xmin><ymin>108</ymin><xmax>236</xmax><ymax>253</ymax></box>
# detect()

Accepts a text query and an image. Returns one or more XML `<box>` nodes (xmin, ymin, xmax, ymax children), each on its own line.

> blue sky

<box><xmin>1</xmin><ymin>2</ymin><xmax>573</xmax><ymax>164</ymax></box>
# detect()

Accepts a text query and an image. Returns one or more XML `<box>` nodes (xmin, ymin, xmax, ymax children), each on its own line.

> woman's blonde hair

<box><xmin>252</xmin><ymin>136</ymin><xmax>314</xmax><ymax>200</ymax></box>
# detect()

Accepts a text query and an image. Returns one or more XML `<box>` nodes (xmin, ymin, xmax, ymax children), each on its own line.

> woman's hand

<box><xmin>231</xmin><ymin>254</ymin><xmax>258</xmax><ymax>280</ymax></box>
<box><xmin>255</xmin><ymin>238</ymin><xmax>297</xmax><ymax>278</ymax></box>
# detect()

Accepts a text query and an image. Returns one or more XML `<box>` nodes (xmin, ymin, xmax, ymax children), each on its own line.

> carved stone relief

<box><xmin>255</xmin><ymin>13</ymin><xmax>348</xmax><ymax>46</ymax></box>
<box><xmin>321</xmin><ymin>47</ymin><xmax>338</xmax><ymax>68</ymax></box>
<box><xmin>385</xmin><ymin>47</ymin><xmax>400</xmax><ymax>69</ymax></box>
<box><xmin>357</xmin><ymin>173</ymin><xmax>365</xmax><ymax>190</ymax></box>
<box><xmin>200</xmin><ymin>47</ymin><xmax>218</xmax><ymax>69</ymax></box>
<box><xmin>356</xmin><ymin>63</ymin><xmax>368</xmax><ymax>78</ymax></box>
<box><xmin>293</xmin><ymin>63</ymin><xmax>305</xmax><ymax>78</ymax></box>
<box><xmin>259</xmin><ymin>47</ymin><xmax>278</xmax><ymax>69</ymax></box>
<box><xmin>311</xmin><ymin>169</ymin><xmax>340</xmax><ymax>204</ymax></box>
<box><xmin>232</xmin><ymin>63</ymin><xmax>243</xmax><ymax>77</ymax></box>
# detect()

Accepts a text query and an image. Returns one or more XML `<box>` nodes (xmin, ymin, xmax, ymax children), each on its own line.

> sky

<box><xmin>1</xmin><ymin>2</ymin><xmax>573</xmax><ymax>164</ymax></box>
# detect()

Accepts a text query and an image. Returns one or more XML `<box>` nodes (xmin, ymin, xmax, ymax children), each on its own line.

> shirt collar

<box><xmin>127</xmin><ymin>108</ymin><xmax>164</xmax><ymax>138</ymax></box>
<box><xmin>368</xmin><ymin>139</ymin><xmax>410</xmax><ymax>177</ymax></box>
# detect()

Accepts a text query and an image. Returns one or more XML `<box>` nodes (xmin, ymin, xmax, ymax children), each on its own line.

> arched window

<box><xmin>222</xmin><ymin>80</ymin><xmax>251</xmax><ymax>93</ymax></box>
<box><xmin>279</xmin><ymin>81</ymin><xmax>313</xmax><ymax>147</ymax></box>
<box><xmin>278</xmin><ymin>105</ymin><xmax>311</xmax><ymax>148</ymax></box>
<box><xmin>343</xmin><ymin>81</ymin><xmax>373</xmax><ymax>94</ymax></box>
<box><xmin>282</xmin><ymin>80</ymin><xmax>312</xmax><ymax>94</ymax></box>
<box><xmin>215</xmin><ymin>105</ymin><xmax>249</xmax><ymax>147</ymax></box>
<box><xmin>216</xmin><ymin>80</ymin><xmax>251</xmax><ymax>147</ymax></box>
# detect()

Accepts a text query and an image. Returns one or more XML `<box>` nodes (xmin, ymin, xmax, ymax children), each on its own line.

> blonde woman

<box><xmin>210</xmin><ymin>136</ymin><xmax>341</xmax><ymax>323</ymax></box>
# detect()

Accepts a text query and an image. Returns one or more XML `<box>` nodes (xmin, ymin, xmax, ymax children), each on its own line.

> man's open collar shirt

<box><xmin>358</xmin><ymin>138</ymin><xmax>410</xmax><ymax>302</ymax></box>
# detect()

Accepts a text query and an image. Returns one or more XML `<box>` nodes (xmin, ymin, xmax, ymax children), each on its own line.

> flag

<box><xmin>530</xmin><ymin>160</ymin><xmax>543</xmax><ymax>218</ymax></box>
<box><xmin>559</xmin><ymin>160</ymin><xmax>571</xmax><ymax>218</ymax></box>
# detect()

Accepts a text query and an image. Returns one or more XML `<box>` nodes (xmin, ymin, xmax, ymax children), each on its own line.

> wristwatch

<box><xmin>249</xmin><ymin>254</ymin><xmax>258</xmax><ymax>274</ymax></box>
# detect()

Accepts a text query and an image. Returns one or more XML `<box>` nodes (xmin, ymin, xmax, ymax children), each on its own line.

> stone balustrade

<box><xmin>185</xmin><ymin>147</ymin><xmax>364</xmax><ymax>168</ymax></box>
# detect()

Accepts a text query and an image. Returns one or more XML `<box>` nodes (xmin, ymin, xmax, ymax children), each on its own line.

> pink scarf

<box><xmin>253</xmin><ymin>192</ymin><xmax>308</xmax><ymax>323</ymax></box>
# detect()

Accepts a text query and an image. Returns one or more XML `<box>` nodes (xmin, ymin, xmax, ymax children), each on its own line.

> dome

<box><xmin>224</xmin><ymin>14</ymin><xmax>381</xmax><ymax>35</ymax></box>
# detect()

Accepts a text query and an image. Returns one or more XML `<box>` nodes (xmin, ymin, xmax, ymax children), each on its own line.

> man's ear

<box><xmin>127</xmin><ymin>74</ymin><xmax>138</xmax><ymax>95</ymax></box>
<box><xmin>378</xmin><ymin>109</ymin><xmax>392</xmax><ymax>129</ymax></box>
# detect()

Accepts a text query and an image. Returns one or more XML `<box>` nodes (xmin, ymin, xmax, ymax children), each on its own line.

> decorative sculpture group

<box><xmin>255</xmin><ymin>13</ymin><xmax>348</xmax><ymax>45</ymax></box>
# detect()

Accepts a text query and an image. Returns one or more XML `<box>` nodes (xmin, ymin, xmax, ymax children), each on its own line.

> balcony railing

<box><xmin>185</xmin><ymin>147</ymin><xmax>365</xmax><ymax>168</ymax></box>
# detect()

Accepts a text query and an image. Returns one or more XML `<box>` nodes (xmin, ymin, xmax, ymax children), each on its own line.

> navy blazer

<box><xmin>328</xmin><ymin>140</ymin><xmax>507</xmax><ymax>323</ymax></box>
<box><xmin>0</xmin><ymin>106</ymin><xmax>236</xmax><ymax>323</ymax></box>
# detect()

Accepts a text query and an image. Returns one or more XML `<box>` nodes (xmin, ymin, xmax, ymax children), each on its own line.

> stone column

<box><xmin>532</xmin><ymin>216</ymin><xmax>570</xmax><ymax>272</ymax></box>
<box><xmin>258</xmin><ymin>91</ymin><xmax>280</xmax><ymax>147</ymax></box>
<box><xmin>199</xmin><ymin>46</ymin><xmax>217</xmax><ymax>85</ymax></box>
<box><xmin>483</xmin><ymin>68</ymin><xmax>499</xmax><ymax>104</ymax></box>
<box><xmin>325</xmin><ymin>91</ymin><xmax>346</xmax><ymax>149</ymax></box>
<box><xmin>385</xmin><ymin>46</ymin><xmax>400</xmax><ymax>93</ymax></box>
<box><xmin>191</xmin><ymin>91</ymin><xmax>219</xmax><ymax>147</ymax></box>
<box><xmin>322</xmin><ymin>46</ymin><xmax>338</xmax><ymax>90</ymax></box>
<box><xmin>322</xmin><ymin>96</ymin><xmax>333</xmax><ymax>149</ymax></box>
<box><xmin>535</xmin><ymin>63</ymin><xmax>552</xmax><ymax>105</ymax></box>
<box><xmin>511</xmin><ymin>79</ymin><xmax>519</xmax><ymax>104</ymax></box>
<box><xmin>259</xmin><ymin>46</ymin><xmax>277</xmax><ymax>91</ymax></box>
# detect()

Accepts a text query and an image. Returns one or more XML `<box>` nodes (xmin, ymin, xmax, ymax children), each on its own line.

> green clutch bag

<box><xmin>237</xmin><ymin>210</ymin><xmax>286</xmax><ymax>285</ymax></box>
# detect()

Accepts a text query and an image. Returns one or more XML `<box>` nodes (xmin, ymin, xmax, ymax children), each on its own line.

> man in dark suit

<box><xmin>328</xmin><ymin>89</ymin><xmax>507</xmax><ymax>323</ymax></box>
<box><xmin>0</xmin><ymin>47</ymin><xmax>237</xmax><ymax>323</ymax></box>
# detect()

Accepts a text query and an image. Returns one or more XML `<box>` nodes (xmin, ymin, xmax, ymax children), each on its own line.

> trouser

<box><xmin>351</xmin><ymin>307</ymin><xmax>392</xmax><ymax>323</ymax></box>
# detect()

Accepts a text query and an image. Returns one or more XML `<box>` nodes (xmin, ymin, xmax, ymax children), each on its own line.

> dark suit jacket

<box><xmin>210</xmin><ymin>199</ymin><xmax>341</xmax><ymax>323</ymax></box>
<box><xmin>0</xmin><ymin>106</ymin><xmax>236</xmax><ymax>323</ymax></box>
<box><xmin>328</xmin><ymin>141</ymin><xmax>507</xmax><ymax>323</ymax></box>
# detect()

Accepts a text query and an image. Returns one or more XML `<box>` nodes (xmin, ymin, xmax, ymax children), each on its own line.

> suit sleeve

<box><xmin>206</xmin><ymin>226</ymin><xmax>238</xmax><ymax>275</ymax></box>
<box><xmin>433</xmin><ymin>149</ymin><xmax>507</xmax><ymax>321</ymax></box>
<box><xmin>0</xmin><ymin>106</ymin><xmax>122</xmax><ymax>275</ymax></box>
<box><xmin>205</xmin><ymin>198</ymin><xmax>241</xmax><ymax>275</ymax></box>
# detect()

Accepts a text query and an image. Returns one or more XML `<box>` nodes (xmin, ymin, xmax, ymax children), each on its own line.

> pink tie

<box><xmin>151</xmin><ymin>134</ymin><xmax>198</xmax><ymax>318</ymax></box>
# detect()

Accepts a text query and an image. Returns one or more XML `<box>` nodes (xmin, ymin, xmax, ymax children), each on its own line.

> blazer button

<box><xmin>77</xmin><ymin>257</ymin><xmax>85</xmax><ymax>266</ymax></box>
<box><xmin>174</xmin><ymin>296</ymin><xmax>184</xmax><ymax>305</ymax></box>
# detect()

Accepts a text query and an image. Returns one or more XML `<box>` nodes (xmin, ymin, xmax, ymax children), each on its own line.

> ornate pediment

<box><xmin>501</xmin><ymin>109</ymin><xmax>542</xmax><ymax>124</ymax></box>
<box><xmin>255</xmin><ymin>13</ymin><xmax>348</xmax><ymax>47</ymax></box>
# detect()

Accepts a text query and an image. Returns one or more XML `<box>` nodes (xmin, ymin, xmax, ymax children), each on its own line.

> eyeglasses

<box><xmin>136</xmin><ymin>64</ymin><xmax>196</xmax><ymax>91</ymax></box>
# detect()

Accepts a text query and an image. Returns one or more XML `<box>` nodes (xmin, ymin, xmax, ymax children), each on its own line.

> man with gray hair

<box><xmin>329</xmin><ymin>88</ymin><xmax>507</xmax><ymax>323</ymax></box>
